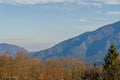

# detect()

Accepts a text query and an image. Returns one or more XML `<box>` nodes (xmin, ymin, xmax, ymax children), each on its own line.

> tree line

<box><xmin>0</xmin><ymin>43</ymin><xmax>120</xmax><ymax>80</ymax></box>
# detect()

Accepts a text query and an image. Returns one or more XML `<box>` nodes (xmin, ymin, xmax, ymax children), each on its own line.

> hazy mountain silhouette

<box><xmin>0</xmin><ymin>43</ymin><xmax>28</xmax><ymax>56</ymax></box>
<box><xmin>33</xmin><ymin>21</ymin><xmax>120</xmax><ymax>64</ymax></box>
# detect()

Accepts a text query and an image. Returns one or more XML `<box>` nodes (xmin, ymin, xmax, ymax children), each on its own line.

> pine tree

<box><xmin>103</xmin><ymin>43</ymin><xmax>120</xmax><ymax>80</ymax></box>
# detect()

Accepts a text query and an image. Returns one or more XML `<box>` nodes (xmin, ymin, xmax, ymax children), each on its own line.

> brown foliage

<box><xmin>1</xmin><ymin>51</ymin><xmax>120</xmax><ymax>80</ymax></box>
<box><xmin>0</xmin><ymin>52</ymin><xmax>86</xmax><ymax>80</ymax></box>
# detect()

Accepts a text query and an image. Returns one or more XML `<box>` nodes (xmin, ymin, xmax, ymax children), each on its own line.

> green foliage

<box><xmin>104</xmin><ymin>43</ymin><xmax>119</xmax><ymax>68</ymax></box>
<box><xmin>103</xmin><ymin>43</ymin><xmax>120</xmax><ymax>80</ymax></box>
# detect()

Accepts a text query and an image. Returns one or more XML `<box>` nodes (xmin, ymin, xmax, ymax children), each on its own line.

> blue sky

<box><xmin>0</xmin><ymin>0</ymin><xmax>120</xmax><ymax>51</ymax></box>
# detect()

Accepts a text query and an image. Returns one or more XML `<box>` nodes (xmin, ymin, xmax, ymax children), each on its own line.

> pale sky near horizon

<box><xmin>0</xmin><ymin>0</ymin><xmax>120</xmax><ymax>51</ymax></box>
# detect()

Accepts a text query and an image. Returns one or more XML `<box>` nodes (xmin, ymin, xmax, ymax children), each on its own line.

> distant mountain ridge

<box><xmin>0</xmin><ymin>43</ymin><xmax>28</xmax><ymax>56</ymax></box>
<box><xmin>0</xmin><ymin>21</ymin><xmax>120</xmax><ymax>65</ymax></box>
<box><xmin>33</xmin><ymin>21</ymin><xmax>120</xmax><ymax>64</ymax></box>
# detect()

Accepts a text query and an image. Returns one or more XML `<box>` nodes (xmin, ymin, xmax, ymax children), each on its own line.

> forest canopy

<box><xmin>0</xmin><ymin>43</ymin><xmax>120</xmax><ymax>80</ymax></box>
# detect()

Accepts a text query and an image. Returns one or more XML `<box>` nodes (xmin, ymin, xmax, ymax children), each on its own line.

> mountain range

<box><xmin>33</xmin><ymin>21</ymin><xmax>120</xmax><ymax>64</ymax></box>
<box><xmin>0</xmin><ymin>21</ymin><xmax>120</xmax><ymax>64</ymax></box>
<box><xmin>0</xmin><ymin>43</ymin><xmax>28</xmax><ymax>56</ymax></box>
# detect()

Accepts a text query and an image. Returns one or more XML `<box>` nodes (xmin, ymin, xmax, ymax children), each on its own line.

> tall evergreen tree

<box><xmin>103</xmin><ymin>43</ymin><xmax>120</xmax><ymax>80</ymax></box>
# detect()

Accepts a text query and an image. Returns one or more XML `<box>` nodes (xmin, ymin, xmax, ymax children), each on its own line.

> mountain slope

<box><xmin>33</xmin><ymin>21</ymin><xmax>120</xmax><ymax>64</ymax></box>
<box><xmin>0</xmin><ymin>43</ymin><xmax>29</xmax><ymax>56</ymax></box>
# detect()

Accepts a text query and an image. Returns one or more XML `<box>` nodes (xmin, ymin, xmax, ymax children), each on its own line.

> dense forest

<box><xmin>0</xmin><ymin>43</ymin><xmax>120</xmax><ymax>80</ymax></box>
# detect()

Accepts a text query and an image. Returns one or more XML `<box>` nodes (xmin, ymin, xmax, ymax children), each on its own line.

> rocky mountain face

<box><xmin>33</xmin><ymin>21</ymin><xmax>120</xmax><ymax>64</ymax></box>
<box><xmin>0</xmin><ymin>43</ymin><xmax>28</xmax><ymax>56</ymax></box>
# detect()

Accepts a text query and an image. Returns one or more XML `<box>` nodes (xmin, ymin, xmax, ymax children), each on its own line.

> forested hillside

<box><xmin>33</xmin><ymin>21</ymin><xmax>120</xmax><ymax>65</ymax></box>
<box><xmin>0</xmin><ymin>43</ymin><xmax>120</xmax><ymax>80</ymax></box>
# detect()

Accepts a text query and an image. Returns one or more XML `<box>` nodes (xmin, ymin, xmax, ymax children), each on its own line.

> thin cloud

<box><xmin>80</xmin><ymin>19</ymin><xmax>87</xmax><ymax>22</ymax></box>
<box><xmin>0</xmin><ymin>0</ymin><xmax>85</xmax><ymax>5</ymax></box>
<box><xmin>0</xmin><ymin>0</ymin><xmax>120</xmax><ymax>6</ymax></box>
<box><xmin>106</xmin><ymin>11</ymin><xmax>120</xmax><ymax>15</ymax></box>
<box><xmin>96</xmin><ymin>0</ymin><xmax>120</xmax><ymax>5</ymax></box>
